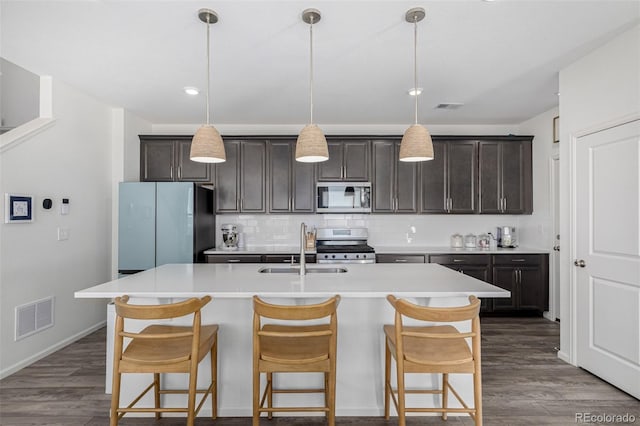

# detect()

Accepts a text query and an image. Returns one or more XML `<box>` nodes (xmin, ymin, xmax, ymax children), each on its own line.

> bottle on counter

<box><xmin>464</xmin><ymin>234</ymin><xmax>477</xmax><ymax>248</ymax></box>
<box><xmin>450</xmin><ymin>233</ymin><xmax>463</xmax><ymax>248</ymax></box>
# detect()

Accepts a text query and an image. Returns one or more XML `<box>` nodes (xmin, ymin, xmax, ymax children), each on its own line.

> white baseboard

<box><xmin>557</xmin><ymin>350</ymin><xmax>572</xmax><ymax>364</ymax></box>
<box><xmin>0</xmin><ymin>320</ymin><xmax>106</xmax><ymax>380</ymax></box>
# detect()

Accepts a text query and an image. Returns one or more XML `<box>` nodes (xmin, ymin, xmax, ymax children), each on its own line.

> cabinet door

<box><xmin>448</xmin><ymin>141</ymin><xmax>477</xmax><ymax>213</ymax></box>
<box><xmin>241</xmin><ymin>141</ymin><xmax>266</xmax><ymax>212</ymax></box>
<box><xmin>372</xmin><ymin>141</ymin><xmax>395</xmax><ymax>212</ymax></box>
<box><xmin>140</xmin><ymin>140</ymin><xmax>175</xmax><ymax>182</ymax></box>
<box><xmin>268</xmin><ymin>141</ymin><xmax>292</xmax><ymax>212</ymax></box>
<box><xmin>478</xmin><ymin>142</ymin><xmax>501</xmax><ymax>213</ymax></box>
<box><xmin>292</xmin><ymin>157</ymin><xmax>316</xmax><ymax>212</ymax></box>
<box><xmin>318</xmin><ymin>142</ymin><xmax>344</xmax><ymax>180</ymax></box>
<box><xmin>395</xmin><ymin>142</ymin><xmax>418</xmax><ymax>212</ymax></box>
<box><xmin>176</xmin><ymin>140</ymin><xmax>211</xmax><ymax>182</ymax></box>
<box><xmin>215</xmin><ymin>140</ymin><xmax>240</xmax><ymax>212</ymax></box>
<box><xmin>343</xmin><ymin>141</ymin><xmax>370</xmax><ymax>181</ymax></box>
<box><xmin>420</xmin><ymin>141</ymin><xmax>447</xmax><ymax>213</ymax></box>
<box><xmin>492</xmin><ymin>266</ymin><xmax>518</xmax><ymax>311</ymax></box>
<box><xmin>518</xmin><ymin>266</ymin><xmax>545</xmax><ymax>311</ymax></box>
<box><xmin>501</xmin><ymin>141</ymin><xmax>532</xmax><ymax>214</ymax></box>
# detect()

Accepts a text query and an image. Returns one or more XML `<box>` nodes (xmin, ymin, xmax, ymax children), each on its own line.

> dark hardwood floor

<box><xmin>1</xmin><ymin>317</ymin><xmax>637</xmax><ymax>425</ymax></box>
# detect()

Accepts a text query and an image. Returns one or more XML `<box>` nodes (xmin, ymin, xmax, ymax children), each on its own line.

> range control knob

<box><xmin>356</xmin><ymin>254</ymin><xmax>360</xmax><ymax>258</ymax></box>
<box><xmin>331</xmin><ymin>255</ymin><xmax>336</xmax><ymax>259</ymax></box>
<box><xmin>343</xmin><ymin>254</ymin><xmax>347</xmax><ymax>259</ymax></box>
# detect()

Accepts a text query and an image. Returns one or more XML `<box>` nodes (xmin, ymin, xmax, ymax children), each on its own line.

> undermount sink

<box><xmin>258</xmin><ymin>266</ymin><xmax>348</xmax><ymax>274</ymax></box>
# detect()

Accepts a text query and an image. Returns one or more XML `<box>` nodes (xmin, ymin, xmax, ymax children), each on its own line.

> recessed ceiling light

<box><xmin>184</xmin><ymin>86</ymin><xmax>199</xmax><ymax>95</ymax></box>
<box><xmin>408</xmin><ymin>87</ymin><xmax>423</xmax><ymax>96</ymax></box>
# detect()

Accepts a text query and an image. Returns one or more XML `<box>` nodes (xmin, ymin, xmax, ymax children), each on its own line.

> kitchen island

<box><xmin>75</xmin><ymin>263</ymin><xmax>509</xmax><ymax>418</ymax></box>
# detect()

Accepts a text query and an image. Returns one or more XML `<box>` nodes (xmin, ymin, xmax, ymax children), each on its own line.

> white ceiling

<box><xmin>1</xmin><ymin>1</ymin><xmax>639</xmax><ymax>126</ymax></box>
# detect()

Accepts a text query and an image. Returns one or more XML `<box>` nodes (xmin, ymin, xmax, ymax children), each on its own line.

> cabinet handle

<box><xmin>227</xmin><ymin>259</ymin><xmax>241</xmax><ymax>263</ymax></box>
<box><xmin>170</xmin><ymin>166</ymin><xmax>174</xmax><ymax>179</ymax></box>
<box><xmin>503</xmin><ymin>197</ymin><xmax>507</xmax><ymax>211</ymax></box>
<box><xmin>177</xmin><ymin>166</ymin><xmax>182</xmax><ymax>180</ymax></box>
<box><xmin>453</xmin><ymin>259</ymin><xmax>465</xmax><ymax>263</ymax></box>
<box><xmin>449</xmin><ymin>198</ymin><xmax>453</xmax><ymax>212</ymax></box>
<box><xmin>241</xmin><ymin>199</ymin><xmax>244</xmax><ymax>211</ymax></box>
<box><xmin>394</xmin><ymin>259</ymin><xmax>408</xmax><ymax>263</ymax></box>
<box><xmin>518</xmin><ymin>269</ymin><xmax>522</xmax><ymax>283</ymax></box>
<box><xmin>511</xmin><ymin>259</ymin><xmax>526</xmax><ymax>262</ymax></box>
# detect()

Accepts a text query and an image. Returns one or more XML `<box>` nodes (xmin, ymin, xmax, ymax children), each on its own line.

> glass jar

<box><xmin>450</xmin><ymin>233</ymin><xmax>463</xmax><ymax>248</ymax></box>
<box><xmin>464</xmin><ymin>233</ymin><xmax>477</xmax><ymax>248</ymax></box>
<box><xmin>477</xmin><ymin>233</ymin><xmax>490</xmax><ymax>248</ymax></box>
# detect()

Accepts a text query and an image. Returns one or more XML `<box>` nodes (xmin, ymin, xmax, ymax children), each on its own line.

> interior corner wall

<box><xmin>0</xmin><ymin>58</ymin><xmax>40</xmax><ymax>128</ymax></box>
<box><xmin>0</xmin><ymin>77</ymin><xmax>113</xmax><ymax>378</ymax></box>
<box><xmin>558</xmin><ymin>23</ymin><xmax>640</xmax><ymax>363</ymax></box>
<box><xmin>517</xmin><ymin>106</ymin><xmax>559</xmax><ymax>249</ymax></box>
<box><xmin>124</xmin><ymin>111</ymin><xmax>151</xmax><ymax>182</ymax></box>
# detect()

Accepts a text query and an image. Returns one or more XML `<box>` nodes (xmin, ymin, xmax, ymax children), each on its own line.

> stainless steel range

<box><xmin>316</xmin><ymin>227</ymin><xmax>375</xmax><ymax>264</ymax></box>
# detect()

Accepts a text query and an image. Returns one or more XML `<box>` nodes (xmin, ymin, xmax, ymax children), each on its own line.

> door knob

<box><xmin>553</xmin><ymin>245</ymin><xmax>560</xmax><ymax>251</ymax></box>
<box><xmin>574</xmin><ymin>259</ymin><xmax>586</xmax><ymax>267</ymax></box>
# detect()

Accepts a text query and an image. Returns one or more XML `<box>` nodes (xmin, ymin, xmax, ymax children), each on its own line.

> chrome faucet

<box><xmin>299</xmin><ymin>222</ymin><xmax>307</xmax><ymax>275</ymax></box>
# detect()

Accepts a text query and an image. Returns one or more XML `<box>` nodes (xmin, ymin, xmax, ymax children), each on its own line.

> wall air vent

<box><xmin>15</xmin><ymin>296</ymin><xmax>54</xmax><ymax>340</ymax></box>
<box><xmin>435</xmin><ymin>103</ymin><xmax>464</xmax><ymax>110</ymax></box>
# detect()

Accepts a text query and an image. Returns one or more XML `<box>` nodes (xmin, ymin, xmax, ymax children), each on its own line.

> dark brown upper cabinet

<box><xmin>215</xmin><ymin>139</ymin><xmax>266</xmax><ymax>213</ymax></box>
<box><xmin>372</xmin><ymin>139</ymin><xmax>418</xmax><ymax>213</ymax></box>
<box><xmin>478</xmin><ymin>138</ymin><xmax>533</xmax><ymax>214</ymax></box>
<box><xmin>420</xmin><ymin>140</ymin><xmax>477</xmax><ymax>214</ymax></box>
<box><xmin>268</xmin><ymin>140</ymin><xmax>316</xmax><ymax>213</ymax></box>
<box><xmin>140</xmin><ymin>135</ymin><xmax>212</xmax><ymax>182</ymax></box>
<box><xmin>318</xmin><ymin>139</ymin><xmax>370</xmax><ymax>181</ymax></box>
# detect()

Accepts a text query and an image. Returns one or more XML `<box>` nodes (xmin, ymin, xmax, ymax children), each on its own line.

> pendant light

<box><xmin>190</xmin><ymin>8</ymin><xmax>226</xmax><ymax>163</ymax></box>
<box><xmin>296</xmin><ymin>8</ymin><xmax>329</xmax><ymax>163</ymax></box>
<box><xmin>399</xmin><ymin>7</ymin><xmax>434</xmax><ymax>162</ymax></box>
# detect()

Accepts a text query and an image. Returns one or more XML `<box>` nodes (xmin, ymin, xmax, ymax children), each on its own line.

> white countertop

<box><xmin>75</xmin><ymin>263</ymin><xmax>509</xmax><ymax>299</ymax></box>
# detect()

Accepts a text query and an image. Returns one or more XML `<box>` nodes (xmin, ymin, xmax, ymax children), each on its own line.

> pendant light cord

<box><xmin>413</xmin><ymin>16</ymin><xmax>418</xmax><ymax>125</ymax></box>
<box><xmin>206</xmin><ymin>14</ymin><xmax>211</xmax><ymax>125</ymax></box>
<box><xmin>309</xmin><ymin>16</ymin><xmax>315</xmax><ymax>125</ymax></box>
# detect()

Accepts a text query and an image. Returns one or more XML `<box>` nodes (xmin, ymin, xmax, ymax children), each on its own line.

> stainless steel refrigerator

<box><xmin>118</xmin><ymin>182</ymin><xmax>215</xmax><ymax>274</ymax></box>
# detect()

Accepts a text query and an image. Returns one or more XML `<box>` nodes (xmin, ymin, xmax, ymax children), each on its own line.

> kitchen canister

<box><xmin>450</xmin><ymin>233</ymin><xmax>463</xmax><ymax>248</ymax></box>
<box><xmin>464</xmin><ymin>233</ymin><xmax>477</xmax><ymax>248</ymax></box>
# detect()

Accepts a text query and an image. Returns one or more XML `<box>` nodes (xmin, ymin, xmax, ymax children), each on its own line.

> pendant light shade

<box><xmin>190</xmin><ymin>8</ymin><xmax>226</xmax><ymax>164</ymax></box>
<box><xmin>399</xmin><ymin>7</ymin><xmax>434</xmax><ymax>162</ymax></box>
<box><xmin>296</xmin><ymin>8</ymin><xmax>328</xmax><ymax>163</ymax></box>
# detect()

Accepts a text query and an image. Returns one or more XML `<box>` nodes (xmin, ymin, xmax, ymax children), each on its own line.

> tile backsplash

<box><xmin>215</xmin><ymin>214</ymin><xmax>524</xmax><ymax>248</ymax></box>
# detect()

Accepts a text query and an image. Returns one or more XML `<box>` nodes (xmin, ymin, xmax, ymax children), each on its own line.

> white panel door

<box><xmin>576</xmin><ymin>119</ymin><xmax>640</xmax><ymax>398</ymax></box>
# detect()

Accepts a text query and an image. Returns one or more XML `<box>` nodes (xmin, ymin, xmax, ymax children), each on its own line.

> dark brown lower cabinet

<box><xmin>206</xmin><ymin>255</ymin><xmax>262</xmax><ymax>263</ymax></box>
<box><xmin>491</xmin><ymin>254</ymin><xmax>548</xmax><ymax>314</ymax></box>
<box><xmin>205</xmin><ymin>254</ymin><xmax>315</xmax><ymax>264</ymax></box>
<box><xmin>429</xmin><ymin>254</ymin><xmax>492</xmax><ymax>312</ymax></box>
<box><xmin>262</xmin><ymin>255</ymin><xmax>316</xmax><ymax>264</ymax></box>
<box><xmin>376</xmin><ymin>254</ymin><xmax>426</xmax><ymax>263</ymax></box>
<box><xmin>428</xmin><ymin>253</ymin><xmax>548</xmax><ymax>315</ymax></box>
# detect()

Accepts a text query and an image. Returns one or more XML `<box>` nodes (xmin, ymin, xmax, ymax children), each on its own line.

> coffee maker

<box><xmin>496</xmin><ymin>226</ymin><xmax>517</xmax><ymax>248</ymax></box>
<box><xmin>221</xmin><ymin>224</ymin><xmax>239</xmax><ymax>250</ymax></box>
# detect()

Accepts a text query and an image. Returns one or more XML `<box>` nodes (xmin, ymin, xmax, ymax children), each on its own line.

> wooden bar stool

<box><xmin>384</xmin><ymin>295</ymin><xmax>482</xmax><ymax>426</ymax></box>
<box><xmin>252</xmin><ymin>295</ymin><xmax>340</xmax><ymax>426</ymax></box>
<box><xmin>110</xmin><ymin>295</ymin><xmax>218</xmax><ymax>426</ymax></box>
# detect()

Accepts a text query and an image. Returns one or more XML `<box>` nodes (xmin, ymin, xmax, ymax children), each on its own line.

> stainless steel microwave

<box><xmin>316</xmin><ymin>182</ymin><xmax>371</xmax><ymax>213</ymax></box>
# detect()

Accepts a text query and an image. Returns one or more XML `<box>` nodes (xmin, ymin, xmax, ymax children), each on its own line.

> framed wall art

<box><xmin>5</xmin><ymin>193</ymin><xmax>34</xmax><ymax>223</ymax></box>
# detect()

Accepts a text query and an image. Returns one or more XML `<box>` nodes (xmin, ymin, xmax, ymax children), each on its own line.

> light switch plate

<box><xmin>57</xmin><ymin>227</ymin><xmax>69</xmax><ymax>241</ymax></box>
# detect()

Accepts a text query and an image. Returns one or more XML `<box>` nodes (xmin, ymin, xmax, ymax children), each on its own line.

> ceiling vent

<box><xmin>435</xmin><ymin>103</ymin><xmax>464</xmax><ymax>110</ymax></box>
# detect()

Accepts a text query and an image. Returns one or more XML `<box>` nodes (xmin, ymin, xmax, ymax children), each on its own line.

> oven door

<box><xmin>317</xmin><ymin>258</ymin><xmax>375</xmax><ymax>264</ymax></box>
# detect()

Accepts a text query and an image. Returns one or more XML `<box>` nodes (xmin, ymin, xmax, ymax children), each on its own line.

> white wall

<box><xmin>0</xmin><ymin>78</ymin><xmax>115</xmax><ymax>377</ymax></box>
<box><xmin>558</xmin><ymin>24</ymin><xmax>640</xmax><ymax>363</ymax></box>
<box><xmin>517</xmin><ymin>107</ymin><xmax>559</xmax><ymax>249</ymax></box>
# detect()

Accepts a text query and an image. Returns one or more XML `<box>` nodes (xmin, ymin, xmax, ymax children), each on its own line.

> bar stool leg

<box><xmin>210</xmin><ymin>342</ymin><xmax>218</xmax><ymax>419</ymax></box>
<box><xmin>252</xmin><ymin>370</ymin><xmax>260</xmax><ymax>426</ymax></box>
<box><xmin>267</xmin><ymin>372</ymin><xmax>273</xmax><ymax>420</ymax></box>
<box><xmin>442</xmin><ymin>373</ymin><xmax>449</xmax><ymax>420</ymax></box>
<box><xmin>154</xmin><ymin>373</ymin><xmax>161</xmax><ymax>419</ymax></box>
<box><xmin>384</xmin><ymin>341</ymin><xmax>391</xmax><ymax>419</ymax></box>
